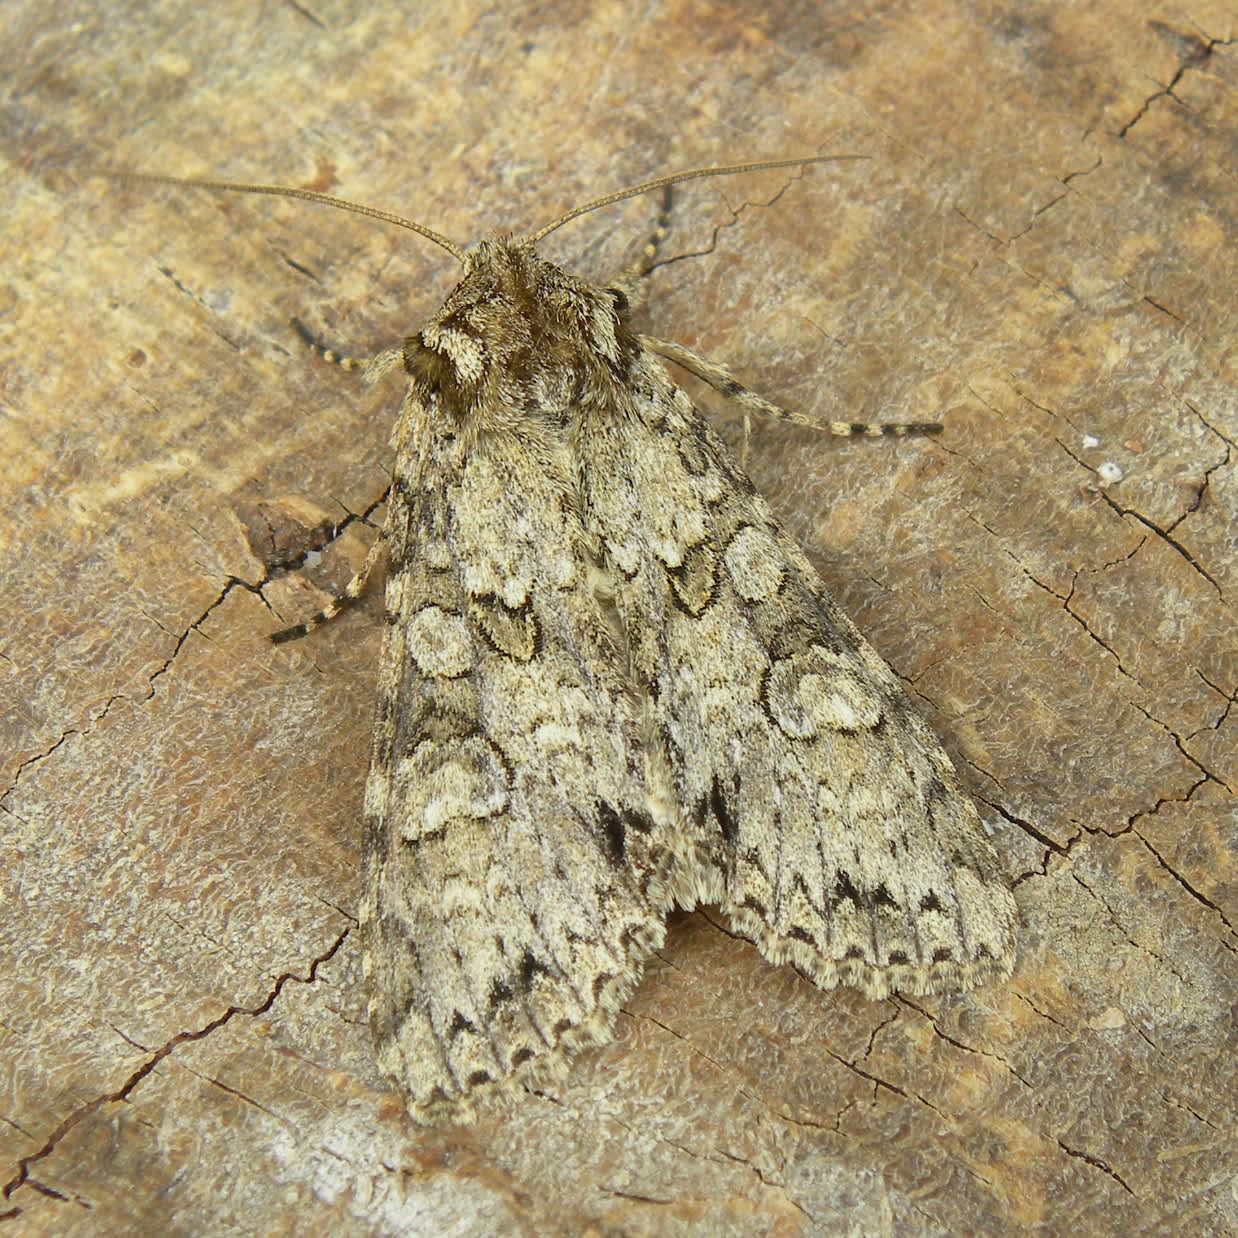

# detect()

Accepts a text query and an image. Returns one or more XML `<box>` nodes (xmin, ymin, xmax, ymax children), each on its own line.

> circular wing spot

<box><xmin>396</xmin><ymin>734</ymin><xmax>510</xmax><ymax>836</ymax></box>
<box><xmin>407</xmin><ymin>606</ymin><xmax>473</xmax><ymax>677</ymax></box>
<box><xmin>765</xmin><ymin>648</ymin><xmax>884</xmax><ymax>738</ymax></box>
<box><xmin>725</xmin><ymin>526</ymin><xmax>784</xmax><ymax>601</ymax></box>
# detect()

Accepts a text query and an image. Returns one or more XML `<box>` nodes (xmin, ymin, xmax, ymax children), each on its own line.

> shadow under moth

<box><xmin>130</xmin><ymin>157</ymin><xmax>1016</xmax><ymax>1122</ymax></box>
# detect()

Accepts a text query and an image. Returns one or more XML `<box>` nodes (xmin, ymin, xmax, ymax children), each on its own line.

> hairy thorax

<box><xmin>402</xmin><ymin>239</ymin><xmax>640</xmax><ymax>430</ymax></box>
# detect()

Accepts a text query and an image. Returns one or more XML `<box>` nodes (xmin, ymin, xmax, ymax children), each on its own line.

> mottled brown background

<box><xmin>2</xmin><ymin>2</ymin><xmax>1234</xmax><ymax>1234</ymax></box>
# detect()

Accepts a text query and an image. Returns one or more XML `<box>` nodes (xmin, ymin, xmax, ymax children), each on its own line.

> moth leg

<box><xmin>269</xmin><ymin>320</ymin><xmax>404</xmax><ymax>644</ymax></box>
<box><xmin>270</xmin><ymin>504</ymin><xmax>389</xmax><ymax>645</ymax></box>
<box><xmin>290</xmin><ymin>316</ymin><xmax>374</xmax><ymax>372</ymax></box>
<box><xmin>640</xmin><ymin>334</ymin><xmax>943</xmax><ymax>439</ymax></box>
<box><xmin>608</xmin><ymin>186</ymin><xmax>674</xmax><ymax>311</ymax></box>
<box><xmin>291</xmin><ymin>318</ymin><xmax>405</xmax><ymax>384</ymax></box>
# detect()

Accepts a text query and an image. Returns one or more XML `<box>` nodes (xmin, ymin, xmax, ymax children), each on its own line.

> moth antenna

<box><xmin>101</xmin><ymin>170</ymin><xmax>466</xmax><ymax>264</ymax></box>
<box><xmin>525</xmin><ymin>155</ymin><xmax>868</xmax><ymax>245</ymax></box>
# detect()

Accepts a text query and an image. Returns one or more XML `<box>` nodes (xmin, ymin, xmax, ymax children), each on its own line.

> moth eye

<box><xmin>404</xmin><ymin>337</ymin><xmax>443</xmax><ymax>395</ymax></box>
<box><xmin>606</xmin><ymin>287</ymin><xmax>630</xmax><ymax>315</ymax></box>
<box><xmin>402</xmin><ymin>334</ymin><xmax>424</xmax><ymax>372</ymax></box>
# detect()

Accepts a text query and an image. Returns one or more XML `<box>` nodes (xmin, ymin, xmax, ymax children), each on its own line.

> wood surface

<box><xmin>1</xmin><ymin>2</ymin><xmax>1234</xmax><ymax>1234</ymax></box>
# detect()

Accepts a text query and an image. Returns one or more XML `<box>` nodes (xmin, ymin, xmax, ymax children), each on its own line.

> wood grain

<box><xmin>2</xmin><ymin>2</ymin><xmax>1234</xmax><ymax>1233</ymax></box>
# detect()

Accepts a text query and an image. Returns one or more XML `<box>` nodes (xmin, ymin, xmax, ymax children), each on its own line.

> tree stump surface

<box><xmin>2</xmin><ymin>3</ymin><xmax>1234</xmax><ymax>1234</ymax></box>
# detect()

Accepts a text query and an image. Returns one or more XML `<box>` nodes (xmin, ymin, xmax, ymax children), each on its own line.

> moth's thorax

<box><xmin>404</xmin><ymin>238</ymin><xmax>638</xmax><ymax>426</ymax></box>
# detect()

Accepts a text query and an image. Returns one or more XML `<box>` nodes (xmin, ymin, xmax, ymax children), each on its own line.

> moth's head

<box><xmin>402</xmin><ymin>239</ymin><xmax>638</xmax><ymax>426</ymax></box>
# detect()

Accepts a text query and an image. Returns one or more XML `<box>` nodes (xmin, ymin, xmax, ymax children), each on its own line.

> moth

<box><xmin>130</xmin><ymin>158</ymin><xmax>1016</xmax><ymax>1121</ymax></box>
